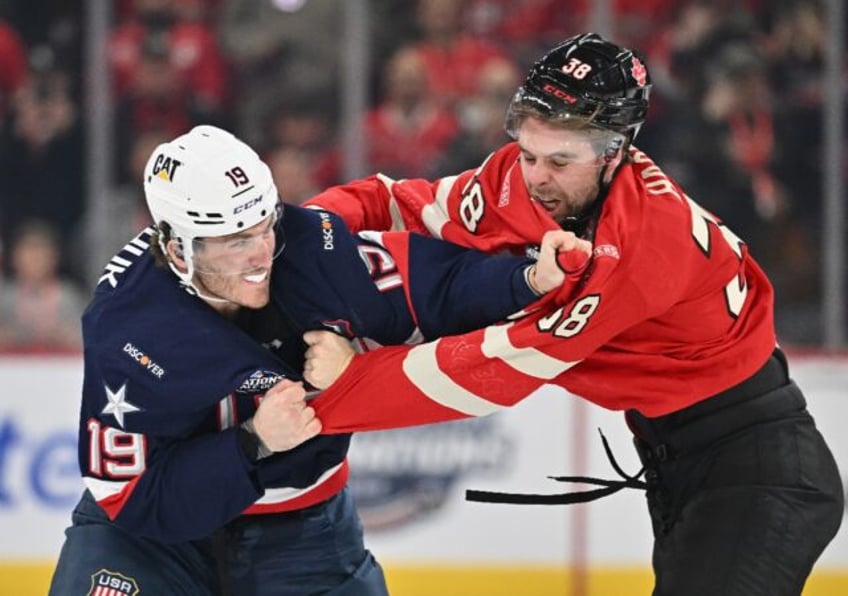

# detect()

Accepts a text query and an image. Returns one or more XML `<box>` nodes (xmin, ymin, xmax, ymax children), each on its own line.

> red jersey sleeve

<box><xmin>305</xmin><ymin>144</ymin><xmax>559</xmax><ymax>252</ymax></box>
<box><xmin>310</xmin><ymin>273</ymin><xmax>594</xmax><ymax>433</ymax></box>
<box><xmin>305</xmin><ymin>174</ymin><xmax>409</xmax><ymax>233</ymax></box>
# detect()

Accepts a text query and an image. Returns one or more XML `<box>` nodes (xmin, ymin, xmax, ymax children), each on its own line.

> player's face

<box><xmin>516</xmin><ymin>116</ymin><xmax>609</xmax><ymax>224</ymax></box>
<box><xmin>191</xmin><ymin>214</ymin><xmax>277</xmax><ymax>311</ymax></box>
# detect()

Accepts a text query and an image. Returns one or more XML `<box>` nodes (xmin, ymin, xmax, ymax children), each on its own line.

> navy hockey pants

<box><xmin>48</xmin><ymin>487</ymin><xmax>388</xmax><ymax>595</ymax></box>
<box><xmin>219</xmin><ymin>486</ymin><xmax>388</xmax><ymax>595</ymax></box>
<box><xmin>627</xmin><ymin>350</ymin><xmax>844</xmax><ymax>596</ymax></box>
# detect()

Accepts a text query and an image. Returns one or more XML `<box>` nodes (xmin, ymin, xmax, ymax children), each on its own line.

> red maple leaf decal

<box><xmin>631</xmin><ymin>57</ymin><xmax>647</xmax><ymax>86</ymax></box>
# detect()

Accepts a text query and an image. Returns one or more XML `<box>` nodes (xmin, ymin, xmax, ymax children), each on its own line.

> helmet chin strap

<box><xmin>558</xmin><ymin>136</ymin><xmax>628</xmax><ymax>237</ymax></box>
<box><xmin>568</xmin><ymin>142</ymin><xmax>634</xmax><ymax>238</ymax></box>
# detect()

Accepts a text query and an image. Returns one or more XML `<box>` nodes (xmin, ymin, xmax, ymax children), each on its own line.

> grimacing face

<box><xmin>516</xmin><ymin>116</ymin><xmax>622</xmax><ymax>224</ymax></box>
<box><xmin>188</xmin><ymin>214</ymin><xmax>277</xmax><ymax>313</ymax></box>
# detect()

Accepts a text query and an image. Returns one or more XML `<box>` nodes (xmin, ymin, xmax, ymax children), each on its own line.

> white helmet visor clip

<box><xmin>190</xmin><ymin>201</ymin><xmax>285</xmax><ymax>276</ymax></box>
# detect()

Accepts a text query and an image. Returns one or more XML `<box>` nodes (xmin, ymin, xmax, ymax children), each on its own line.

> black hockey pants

<box><xmin>626</xmin><ymin>350</ymin><xmax>844</xmax><ymax>596</ymax></box>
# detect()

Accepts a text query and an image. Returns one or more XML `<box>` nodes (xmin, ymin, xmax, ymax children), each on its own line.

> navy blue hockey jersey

<box><xmin>79</xmin><ymin>205</ymin><xmax>538</xmax><ymax>542</ymax></box>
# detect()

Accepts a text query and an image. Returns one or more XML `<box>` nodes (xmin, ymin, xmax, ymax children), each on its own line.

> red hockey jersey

<box><xmin>306</xmin><ymin>143</ymin><xmax>777</xmax><ymax>427</ymax></box>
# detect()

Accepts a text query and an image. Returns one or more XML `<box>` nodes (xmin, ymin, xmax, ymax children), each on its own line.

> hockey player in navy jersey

<box><xmin>48</xmin><ymin>125</ymin><xmax>589</xmax><ymax>596</ymax></box>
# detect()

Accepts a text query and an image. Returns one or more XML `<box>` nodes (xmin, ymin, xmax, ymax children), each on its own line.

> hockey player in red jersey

<box><xmin>303</xmin><ymin>33</ymin><xmax>843</xmax><ymax>596</ymax></box>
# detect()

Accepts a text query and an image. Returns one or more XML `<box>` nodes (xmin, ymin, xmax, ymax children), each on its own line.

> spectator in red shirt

<box><xmin>110</xmin><ymin>0</ymin><xmax>228</xmax><ymax>110</ymax></box>
<box><xmin>435</xmin><ymin>55</ymin><xmax>520</xmax><ymax>174</ymax></box>
<box><xmin>410</xmin><ymin>0</ymin><xmax>509</xmax><ymax>107</ymax></box>
<box><xmin>464</xmin><ymin>0</ymin><xmax>574</xmax><ymax>63</ymax></box>
<box><xmin>363</xmin><ymin>46</ymin><xmax>460</xmax><ymax>179</ymax></box>
<box><xmin>295</xmin><ymin>40</ymin><xmax>464</xmax><ymax>186</ymax></box>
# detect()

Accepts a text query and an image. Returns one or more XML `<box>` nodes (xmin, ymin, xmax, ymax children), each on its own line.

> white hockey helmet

<box><xmin>144</xmin><ymin>124</ymin><xmax>280</xmax><ymax>240</ymax></box>
<box><xmin>143</xmin><ymin>125</ymin><xmax>282</xmax><ymax>289</ymax></box>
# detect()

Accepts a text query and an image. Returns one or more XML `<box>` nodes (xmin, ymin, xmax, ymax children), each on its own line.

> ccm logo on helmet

<box><xmin>234</xmin><ymin>196</ymin><xmax>263</xmax><ymax>214</ymax></box>
<box><xmin>151</xmin><ymin>154</ymin><xmax>183</xmax><ymax>182</ymax></box>
<box><xmin>542</xmin><ymin>84</ymin><xmax>577</xmax><ymax>104</ymax></box>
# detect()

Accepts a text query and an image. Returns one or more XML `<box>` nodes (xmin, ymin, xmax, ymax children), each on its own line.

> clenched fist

<box><xmin>252</xmin><ymin>380</ymin><xmax>321</xmax><ymax>452</ymax></box>
<box><xmin>528</xmin><ymin>230</ymin><xmax>592</xmax><ymax>294</ymax></box>
<box><xmin>303</xmin><ymin>330</ymin><xmax>355</xmax><ymax>390</ymax></box>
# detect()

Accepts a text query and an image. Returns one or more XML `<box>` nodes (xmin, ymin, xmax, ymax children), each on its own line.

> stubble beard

<box><xmin>195</xmin><ymin>270</ymin><xmax>271</xmax><ymax>311</ymax></box>
<box><xmin>535</xmin><ymin>178</ymin><xmax>601</xmax><ymax>225</ymax></box>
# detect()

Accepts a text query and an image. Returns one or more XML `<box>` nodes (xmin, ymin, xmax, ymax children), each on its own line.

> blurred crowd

<box><xmin>0</xmin><ymin>0</ymin><xmax>843</xmax><ymax>351</ymax></box>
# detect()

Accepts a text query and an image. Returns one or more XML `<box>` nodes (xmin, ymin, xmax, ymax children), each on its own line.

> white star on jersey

<box><xmin>102</xmin><ymin>382</ymin><xmax>140</xmax><ymax>428</ymax></box>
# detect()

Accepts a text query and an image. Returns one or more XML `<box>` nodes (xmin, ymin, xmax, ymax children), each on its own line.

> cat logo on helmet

<box><xmin>150</xmin><ymin>153</ymin><xmax>183</xmax><ymax>183</ymax></box>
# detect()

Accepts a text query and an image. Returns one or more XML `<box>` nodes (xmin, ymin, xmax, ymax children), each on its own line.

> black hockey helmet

<box><xmin>505</xmin><ymin>33</ymin><xmax>652</xmax><ymax>143</ymax></box>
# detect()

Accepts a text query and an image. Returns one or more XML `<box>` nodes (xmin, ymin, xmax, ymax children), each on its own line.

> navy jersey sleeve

<box><xmin>277</xmin><ymin>207</ymin><xmax>538</xmax><ymax>344</ymax></box>
<box><xmin>377</xmin><ymin>231</ymin><xmax>539</xmax><ymax>340</ymax></box>
<box><xmin>273</xmin><ymin>207</ymin><xmax>418</xmax><ymax>345</ymax></box>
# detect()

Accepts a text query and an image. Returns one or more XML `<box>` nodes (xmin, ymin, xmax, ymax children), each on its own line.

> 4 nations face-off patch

<box><xmin>88</xmin><ymin>569</ymin><xmax>140</xmax><ymax>596</ymax></box>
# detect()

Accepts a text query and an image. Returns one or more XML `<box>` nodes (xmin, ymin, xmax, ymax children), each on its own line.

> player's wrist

<box><xmin>525</xmin><ymin>265</ymin><xmax>544</xmax><ymax>296</ymax></box>
<box><xmin>238</xmin><ymin>417</ymin><xmax>273</xmax><ymax>462</ymax></box>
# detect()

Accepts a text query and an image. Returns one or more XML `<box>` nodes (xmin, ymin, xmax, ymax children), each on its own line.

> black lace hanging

<box><xmin>466</xmin><ymin>429</ymin><xmax>647</xmax><ymax>505</ymax></box>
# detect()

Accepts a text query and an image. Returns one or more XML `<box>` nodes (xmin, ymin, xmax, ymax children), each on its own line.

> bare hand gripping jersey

<box><xmin>305</xmin><ymin>144</ymin><xmax>778</xmax><ymax>429</ymax></box>
<box><xmin>80</xmin><ymin>204</ymin><xmax>540</xmax><ymax>542</ymax></box>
